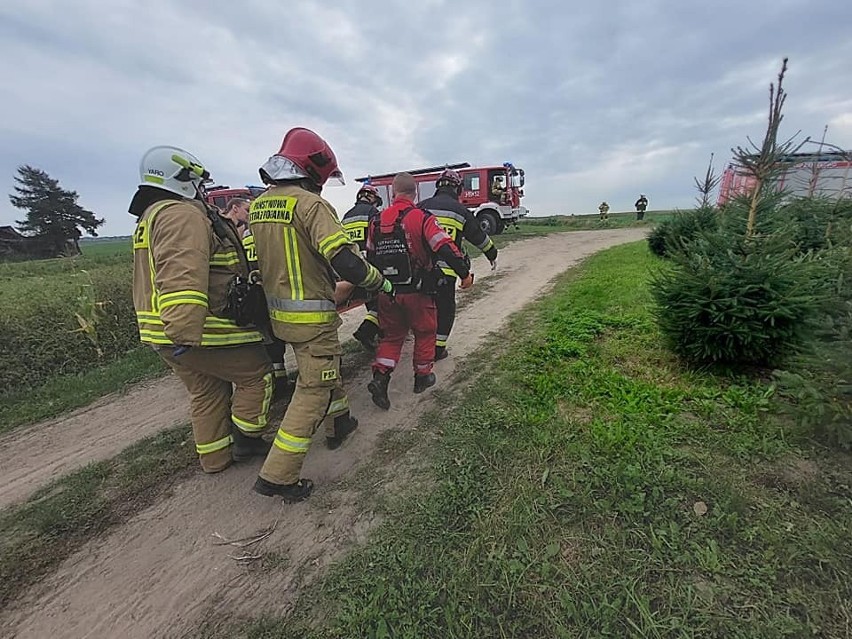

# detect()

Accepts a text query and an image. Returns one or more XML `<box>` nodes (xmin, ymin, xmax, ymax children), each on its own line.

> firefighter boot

<box><xmin>414</xmin><ymin>372</ymin><xmax>437</xmax><ymax>394</ymax></box>
<box><xmin>326</xmin><ymin>415</ymin><xmax>359</xmax><ymax>450</ymax></box>
<box><xmin>232</xmin><ymin>428</ymin><xmax>273</xmax><ymax>462</ymax></box>
<box><xmin>353</xmin><ymin>320</ymin><xmax>380</xmax><ymax>352</ymax></box>
<box><xmin>435</xmin><ymin>346</ymin><xmax>449</xmax><ymax>361</ymax></box>
<box><xmin>253</xmin><ymin>476</ymin><xmax>314</xmax><ymax>503</ymax></box>
<box><xmin>368</xmin><ymin>370</ymin><xmax>391</xmax><ymax>410</ymax></box>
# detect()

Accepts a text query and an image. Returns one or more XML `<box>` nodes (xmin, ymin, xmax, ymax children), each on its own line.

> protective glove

<box><xmin>489</xmin><ymin>259</ymin><xmax>497</xmax><ymax>271</ymax></box>
<box><xmin>172</xmin><ymin>345</ymin><xmax>191</xmax><ymax>357</ymax></box>
<box><xmin>381</xmin><ymin>278</ymin><xmax>396</xmax><ymax>300</ymax></box>
<box><xmin>459</xmin><ymin>273</ymin><xmax>475</xmax><ymax>290</ymax></box>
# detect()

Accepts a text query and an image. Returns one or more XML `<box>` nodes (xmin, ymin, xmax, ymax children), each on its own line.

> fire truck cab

<box><xmin>356</xmin><ymin>162</ymin><xmax>528</xmax><ymax>235</ymax></box>
<box><xmin>204</xmin><ymin>185</ymin><xmax>266</xmax><ymax>210</ymax></box>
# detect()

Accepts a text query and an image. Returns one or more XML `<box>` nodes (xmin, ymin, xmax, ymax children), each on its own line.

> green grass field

<box><xmin>233</xmin><ymin>241</ymin><xmax>851</xmax><ymax>639</ymax></box>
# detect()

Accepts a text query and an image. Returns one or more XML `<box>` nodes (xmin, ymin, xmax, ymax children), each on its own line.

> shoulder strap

<box><xmin>204</xmin><ymin>204</ymin><xmax>254</xmax><ymax>275</ymax></box>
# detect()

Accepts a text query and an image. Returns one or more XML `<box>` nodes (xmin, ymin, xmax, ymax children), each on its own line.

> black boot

<box><xmin>353</xmin><ymin>321</ymin><xmax>380</xmax><ymax>352</ymax></box>
<box><xmin>368</xmin><ymin>370</ymin><xmax>391</xmax><ymax>410</ymax></box>
<box><xmin>413</xmin><ymin>372</ymin><xmax>437</xmax><ymax>394</ymax></box>
<box><xmin>327</xmin><ymin>415</ymin><xmax>359</xmax><ymax>450</ymax></box>
<box><xmin>435</xmin><ymin>346</ymin><xmax>449</xmax><ymax>361</ymax></box>
<box><xmin>232</xmin><ymin>428</ymin><xmax>272</xmax><ymax>462</ymax></box>
<box><xmin>253</xmin><ymin>476</ymin><xmax>314</xmax><ymax>503</ymax></box>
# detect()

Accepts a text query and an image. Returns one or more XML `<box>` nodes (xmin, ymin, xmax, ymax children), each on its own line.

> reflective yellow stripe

<box><xmin>139</xmin><ymin>329</ymin><xmax>174</xmax><ymax>345</ymax></box>
<box><xmin>319</xmin><ymin>231</ymin><xmax>349</xmax><ymax>258</ymax></box>
<box><xmin>139</xmin><ymin>328</ymin><xmax>263</xmax><ymax>346</ymax></box>
<box><xmin>283</xmin><ymin>227</ymin><xmax>304</xmax><ymax>300</ymax></box>
<box><xmin>144</xmin><ymin>202</ymin><xmax>178</xmax><ymax>313</ymax></box>
<box><xmin>209</xmin><ymin>252</ymin><xmax>240</xmax><ymax>267</ymax></box>
<box><xmin>159</xmin><ymin>290</ymin><xmax>209</xmax><ymax>309</ymax></box>
<box><xmin>273</xmin><ymin>430</ymin><xmax>311</xmax><ymax>454</ymax></box>
<box><xmin>232</xmin><ymin>373</ymin><xmax>273</xmax><ymax>433</ymax></box>
<box><xmin>327</xmin><ymin>397</ymin><xmax>349</xmax><ymax>415</ymax></box>
<box><xmin>364</xmin><ymin>313</ymin><xmax>379</xmax><ymax>326</ymax></box>
<box><xmin>196</xmin><ymin>435</ymin><xmax>232</xmax><ymax>455</ymax></box>
<box><xmin>269</xmin><ymin>309</ymin><xmax>338</xmax><ymax>324</ymax></box>
<box><xmin>361</xmin><ymin>265</ymin><xmax>382</xmax><ymax>289</ymax></box>
<box><xmin>137</xmin><ymin>312</ymin><xmax>242</xmax><ymax>330</ymax></box>
<box><xmin>200</xmin><ymin>332</ymin><xmax>263</xmax><ymax>346</ymax></box>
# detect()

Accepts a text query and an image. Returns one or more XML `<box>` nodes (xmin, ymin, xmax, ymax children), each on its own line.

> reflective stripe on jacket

<box><xmin>132</xmin><ymin>199</ymin><xmax>264</xmax><ymax>347</ymax></box>
<box><xmin>248</xmin><ymin>184</ymin><xmax>382</xmax><ymax>342</ymax></box>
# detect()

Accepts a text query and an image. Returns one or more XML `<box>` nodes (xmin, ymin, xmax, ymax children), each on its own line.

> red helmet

<box><xmin>357</xmin><ymin>184</ymin><xmax>381</xmax><ymax>204</ymax></box>
<box><xmin>266</xmin><ymin>127</ymin><xmax>344</xmax><ymax>187</ymax></box>
<box><xmin>436</xmin><ymin>168</ymin><xmax>462</xmax><ymax>190</ymax></box>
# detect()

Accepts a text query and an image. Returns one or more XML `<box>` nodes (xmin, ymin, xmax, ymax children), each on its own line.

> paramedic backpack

<box><xmin>371</xmin><ymin>207</ymin><xmax>417</xmax><ymax>288</ymax></box>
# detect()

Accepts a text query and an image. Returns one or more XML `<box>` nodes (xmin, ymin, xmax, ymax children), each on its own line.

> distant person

<box><xmin>598</xmin><ymin>201</ymin><xmax>610</xmax><ymax>221</ymax></box>
<box><xmin>366</xmin><ymin>173</ymin><xmax>473</xmax><ymax>410</ymax></box>
<box><xmin>635</xmin><ymin>194</ymin><xmax>648</xmax><ymax>220</ymax></box>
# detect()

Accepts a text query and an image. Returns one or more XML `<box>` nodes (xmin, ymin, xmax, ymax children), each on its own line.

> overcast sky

<box><xmin>1</xmin><ymin>0</ymin><xmax>851</xmax><ymax>237</ymax></box>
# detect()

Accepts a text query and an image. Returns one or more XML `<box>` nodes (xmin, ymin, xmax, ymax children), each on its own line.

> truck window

<box><xmin>463</xmin><ymin>174</ymin><xmax>480</xmax><ymax>192</ymax></box>
<box><xmin>213</xmin><ymin>196</ymin><xmax>227</xmax><ymax>209</ymax></box>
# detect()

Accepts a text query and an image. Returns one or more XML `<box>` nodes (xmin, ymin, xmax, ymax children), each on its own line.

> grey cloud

<box><xmin>1</xmin><ymin>0</ymin><xmax>851</xmax><ymax>235</ymax></box>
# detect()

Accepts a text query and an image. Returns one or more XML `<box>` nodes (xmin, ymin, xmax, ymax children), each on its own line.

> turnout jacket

<box><xmin>341</xmin><ymin>200</ymin><xmax>380</xmax><ymax>253</ymax></box>
<box><xmin>248</xmin><ymin>183</ymin><xmax>384</xmax><ymax>342</ymax></box>
<box><xmin>132</xmin><ymin>198</ymin><xmax>264</xmax><ymax>347</ymax></box>
<box><xmin>417</xmin><ymin>187</ymin><xmax>497</xmax><ymax>277</ymax></box>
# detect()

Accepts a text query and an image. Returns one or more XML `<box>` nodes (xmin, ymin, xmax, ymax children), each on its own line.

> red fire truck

<box><xmin>355</xmin><ymin>162</ymin><xmax>528</xmax><ymax>235</ymax></box>
<box><xmin>204</xmin><ymin>185</ymin><xmax>266</xmax><ymax>210</ymax></box>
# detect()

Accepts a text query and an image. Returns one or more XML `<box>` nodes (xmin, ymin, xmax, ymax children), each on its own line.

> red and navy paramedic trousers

<box><xmin>373</xmin><ymin>293</ymin><xmax>437</xmax><ymax>375</ymax></box>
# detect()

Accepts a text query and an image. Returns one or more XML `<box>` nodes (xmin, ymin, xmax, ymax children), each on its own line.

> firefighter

<box><xmin>341</xmin><ymin>184</ymin><xmax>383</xmax><ymax>351</ymax></box>
<box><xmin>249</xmin><ymin>127</ymin><xmax>393</xmax><ymax>503</ymax></box>
<box><xmin>635</xmin><ymin>193</ymin><xmax>649</xmax><ymax>220</ymax></box>
<box><xmin>598</xmin><ymin>200</ymin><xmax>610</xmax><ymax>221</ymax></box>
<box><xmin>230</xmin><ymin>195</ymin><xmax>291</xmax><ymax>399</ymax></box>
<box><xmin>367</xmin><ymin>173</ymin><xmax>473</xmax><ymax>409</ymax></box>
<box><xmin>129</xmin><ymin>146</ymin><xmax>274</xmax><ymax>474</ymax></box>
<box><xmin>418</xmin><ymin>168</ymin><xmax>498</xmax><ymax>360</ymax></box>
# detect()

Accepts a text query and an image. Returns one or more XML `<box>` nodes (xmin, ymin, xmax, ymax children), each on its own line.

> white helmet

<box><xmin>139</xmin><ymin>145</ymin><xmax>210</xmax><ymax>199</ymax></box>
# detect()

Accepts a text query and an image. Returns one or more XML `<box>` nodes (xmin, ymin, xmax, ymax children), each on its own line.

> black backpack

<box><xmin>371</xmin><ymin>207</ymin><xmax>417</xmax><ymax>287</ymax></box>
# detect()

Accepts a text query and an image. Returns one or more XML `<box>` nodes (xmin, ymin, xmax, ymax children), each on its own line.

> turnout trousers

<box><xmin>434</xmin><ymin>277</ymin><xmax>456</xmax><ymax>351</ymax></box>
<box><xmin>259</xmin><ymin>328</ymin><xmax>349</xmax><ymax>485</ymax></box>
<box><xmin>159</xmin><ymin>344</ymin><xmax>274</xmax><ymax>473</ymax></box>
<box><xmin>373</xmin><ymin>293</ymin><xmax>438</xmax><ymax>376</ymax></box>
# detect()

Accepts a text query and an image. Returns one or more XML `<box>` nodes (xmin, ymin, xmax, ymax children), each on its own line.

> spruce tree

<box><xmin>10</xmin><ymin>165</ymin><xmax>104</xmax><ymax>256</ymax></box>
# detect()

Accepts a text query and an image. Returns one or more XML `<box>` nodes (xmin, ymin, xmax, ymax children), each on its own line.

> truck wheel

<box><xmin>495</xmin><ymin>219</ymin><xmax>506</xmax><ymax>235</ymax></box>
<box><xmin>478</xmin><ymin>210</ymin><xmax>499</xmax><ymax>235</ymax></box>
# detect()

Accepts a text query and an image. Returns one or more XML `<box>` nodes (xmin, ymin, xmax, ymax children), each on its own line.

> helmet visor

<box><xmin>327</xmin><ymin>168</ymin><xmax>345</xmax><ymax>186</ymax></box>
<box><xmin>260</xmin><ymin>155</ymin><xmax>309</xmax><ymax>181</ymax></box>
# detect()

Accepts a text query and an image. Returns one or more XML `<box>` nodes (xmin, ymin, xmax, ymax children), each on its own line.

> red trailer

<box><xmin>355</xmin><ymin>162</ymin><xmax>528</xmax><ymax>235</ymax></box>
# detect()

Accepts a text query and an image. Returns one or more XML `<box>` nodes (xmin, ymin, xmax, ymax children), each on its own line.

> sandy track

<box><xmin>0</xmin><ymin>230</ymin><xmax>645</xmax><ymax>639</ymax></box>
<box><xmin>0</xmin><ymin>306</ymin><xmax>366</xmax><ymax>509</ymax></box>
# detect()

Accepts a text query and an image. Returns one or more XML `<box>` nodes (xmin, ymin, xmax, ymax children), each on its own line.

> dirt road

<box><xmin>0</xmin><ymin>230</ymin><xmax>645</xmax><ymax>639</ymax></box>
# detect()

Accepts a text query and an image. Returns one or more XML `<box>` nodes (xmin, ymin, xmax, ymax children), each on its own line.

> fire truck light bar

<box><xmin>355</xmin><ymin>162</ymin><xmax>470</xmax><ymax>183</ymax></box>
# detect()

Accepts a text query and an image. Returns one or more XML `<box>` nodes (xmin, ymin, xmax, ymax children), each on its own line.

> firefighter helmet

<box><xmin>436</xmin><ymin>168</ymin><xmax>462</xmax><ymax>190</ymax></box>
<box><xmin>139</xmin><ymin>146</ymin><xmax>210</xmax><ymax>199</ymax></box>
<box><xmin>259</xmin><ymin>127</ymin><xmax>344</xmax><ymax>188</ymax></box>
<box><xmin>437</xmin><ymin>168</ymin><xmax>463</xmax><ymax>196</ymax></box>
<box><xmin>357</xmin><ymin>184</ymin><xmax>381</xmax><ymax>205</ymax></box>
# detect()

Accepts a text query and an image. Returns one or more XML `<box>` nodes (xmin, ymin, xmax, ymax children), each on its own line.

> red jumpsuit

<box><xmin>367</xmin><ymin>196</ymin><xmax>467</xmax><ymax>376</ymax></box>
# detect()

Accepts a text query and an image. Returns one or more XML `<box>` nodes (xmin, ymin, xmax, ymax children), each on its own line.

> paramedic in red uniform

<box><xmin>366</xmin><ymin>173</ymin><xmax>473</xmax><ymax>410</ymax></box>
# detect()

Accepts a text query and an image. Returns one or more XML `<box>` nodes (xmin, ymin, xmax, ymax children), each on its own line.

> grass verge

<box><xmin>0</xmin><ymin>346</ymin><xmax>166</xmax><ymax>434</ymax></box>
<box><xmin>0</xmin><ymin>424</ymin><xmax>195</xmax><ymax>608</ymax></box>
<box><xmin>234</xmin><ymin>241</ymin><xmax>851</xmax><ymax>638</ymax></box>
